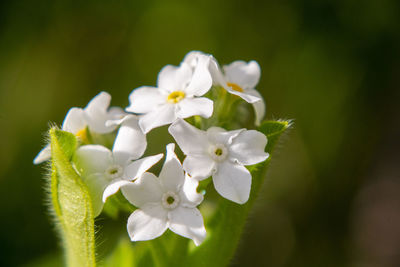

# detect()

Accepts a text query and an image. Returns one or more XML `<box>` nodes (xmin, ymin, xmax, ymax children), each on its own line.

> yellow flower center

<box><xmin>76</xmin><ymin>128</ymin><xmax>89</xmax><ymax>144</ymax></box>
<box><xmin>214</xmin><ymin>148</ymin><xmax>223</xmax><ymax>156</ymax></box>
<box><xmin>227</xmin><ymin>82</ymin><xmax>243</xmax><ymax>92</ymax></box>
<box><xmin>167</xmin><ymin>91</ymin><xmax>186</xmax><ymax>104</ymax></box>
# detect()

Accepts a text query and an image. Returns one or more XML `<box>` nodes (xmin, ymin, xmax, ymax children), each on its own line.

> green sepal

<box><xmin>49</xmin><ymin>128</ymin><xmax>96</xmax><ymax>267</ymax></box>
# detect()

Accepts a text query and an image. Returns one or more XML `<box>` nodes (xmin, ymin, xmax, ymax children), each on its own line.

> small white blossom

<box><xmin>34</xmin><ymin>91</ymin><xmax>125</xmax><ymax>164</ymax></box>
<box><xmin>121</xmin><ymin>143</ymin><xmax>206</xmax><ymax>246</ymax></box>
<box><xmin>126</xmin><ymin>55</ymin><xmax>214</xmax><ymax>134</ymax></box>
<box><xmin>210</xmin><ymin>57</ymin><xmax>265</xmax><ymax>126</ymax></box>
<box><xmin>74</xmin><ymin>116</ymin><xmax>163</xmax><ymax>216</ymax></box>
<box><xmin>169</xmin><ymin>118</ymin><xmax>269</xmax><ymax>204</ymax></box>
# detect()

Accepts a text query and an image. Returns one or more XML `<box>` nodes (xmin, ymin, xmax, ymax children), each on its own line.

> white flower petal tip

<box><xmin>124</xmin><ymin>153</ymin><xmax>164</xmax><ymax>181</ymax></box>
<box><xmin>102</xmin><ymin>180</ymin><xmax>132</xmax><ymax>203</ymax></box>
<box><xmin>83</xmin><ymin>91</ymin><xmax>117</xmax><ymax>134</ymax></box>
<box><xmin>112</xmin><ymin>115</ymin><xmax>147</xmax><ymax>162</ymax></box>
<box><xmin>85</xmin><ymin>91</ymin><xmax>112</xmax><ymax>113</ymax></box>
<box><xmin>33</xmin><ymin>145</ymin><xmax>51</xmax><ymax>164</ymax></box>
<box><xmin>138</xmin><ymin>104</ymin><xmax>177</xmax><ymax>134</ymax></box>
<box><xmin>127</xmin><ymin>205</ymin><xmax>168</xmax><ymax>242</ymax></box>
<box><xmin>124</xmin><ymin>142</ymin><xmax>206</xmax><ymax>245</ymax></box>
<box><xmin>126</xmin><ymin>86</ymin><xmax>166</xmax><ymax>114</ymax></box>
<box><xmin>168</xmin><ymin>118</ymin><xmax>208</xmax><ymax>155</ymax></box>
<box><xmin>181</xmin><ymin>173</ymin><xmax>204</xmax><ymax>206</ymax></box>
<box><xmin>183</xmin><ymin>52</ymin><xmax>213</xmax><ymax>97</ymax></box>
<box><xmin>166</xmin><ymin>143</ymin><xmax>175</xmax><ymax>159</ymax></box>
<box><xmin>169</xmin><ymin>207</ymin><xmax>206</xmax><ymax>246</ymax></box>
<box><xmin>105</xmin><ymin>114</ymin><xmax>137</xmax><ymax>127</ymax></box>
<box><xmin>182</xmin><ymin>51</ymin><xmax>210</xmax><ymax>66</ymax></box>
<box><xmin>62</xmin><ymin>107</ymin><xmax>86</xmax><ymax>134</ymax></box>
<box><xmin>213</xmin><ymin>162</ymin><xmax>251</xmax><ymax>204</ymax></box>
<box><xmin>245</xmin><ymin>89</ymin><xmax>265</xmax><ymax>126</ymax></box>
<box><xmin>230</xmin><ymin>130</ymin><xmax>269</xmax><ymax>165</ymax></box>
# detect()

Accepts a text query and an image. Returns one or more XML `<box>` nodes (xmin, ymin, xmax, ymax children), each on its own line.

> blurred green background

<box><xmin>1</xmin><ymin>0</ymin><xmax>400</xmax><ymax>266</ymax></box>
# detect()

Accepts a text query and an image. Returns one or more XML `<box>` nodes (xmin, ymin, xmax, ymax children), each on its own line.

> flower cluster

<box><xmin>35</xmin><ymin>51</ymin><xmax>269</xmax><ymax>246</ymax></box>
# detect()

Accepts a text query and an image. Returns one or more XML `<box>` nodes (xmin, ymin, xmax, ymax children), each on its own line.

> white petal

<box><xmin>246</xmin><ymin>89</ymin><xmax>265</xmax><ymax>126</ymax></box>
<box><xmin>185</xmin><ymin>55</ymin><xmax>212</xmax><ymax>96</ymax></box>
<box><xmin>213</xmin><ymin>161</ymin><xmax>251</xmax><ymax>204</ymax></box>
<box><xmin>84</xmin><ymin>91</ymin><xmax>117</xmax><ymax>134</ymax></box>
<box><xmin>176</xmin><ymin>97</ymin><xmax>213</xmax><ymax>119</ymax></box>
<box><xmin>82</xmin><ymin>173</ymin><xmax>109</xmax><ymax>217</ymax></box>
<box><xmin>252</xmin><ymin>100</ymin><xmax>265</xmax><ymax>126</ymax></box>
<box><xmin>183</xmin><ymin>155</ymin><xmax>215</xmax><ymax>180</ymax></box>
<box><xmin>169</xmin><ymin>206</ymin><xmax>206</xmax><ymax>246</ymax></box>
<box><xmin>159</xmin><ymin>144</ymin><xmax>185</xmax><ymax>192</ymax></box>
<box><xmin>168</xmin><ymin>118</ymin><xmax>208</xmax><ymax>155</ymax></box>
<box><xmin>104</xmin><ymin>107</ymin><xmax>128</xmax><ymax>126</ymax></box>
<box><xmin>224</xmin><ymin>87</ymin><xmax>261</xmax><ymax>103</ymax></box>
<box><xmin>102</xmin><ymin>180</ymin><xmax>132</xmax><ymax>202</ymax></box>
<box><xmin>158</xmin><ymin>64</ymin><xmax>192</xmax><ymax>92</ymax></box>
<box><xmin>182</xmin><ymin>51</ymin><xmax>208</xmax><ymax>68</ymax></box>
<box><xmin>230</xmin><ymin>130</ymin><xmax>269</xmax><ymax>166</ymax></box>
<box><xmin>109</xmin><ymin>106</ymin><xmax>126</xmax><ymax>118</ymax></box>
<box><xmin>62</xmin><ymin>107</ymin><xmax>86</xmax><ymax>134</ymax></box>
<box><xmin>74</xmin><ymin>145</ymin><xmax>113</xmax><ymax>176</ymax></box>
<box><xmin>124</xmin><ymin>154</ymin><xmax>164</xmax><ymax>180</ymax></box>
<box><xmin>105</xmin><ymin>114</ymin><xmax>137</xmax><ymax>127</ymax></box>
<box><xmin>224</xmin><ymin>60</ymin><xmax>261</xmax><ymax>89</ymax></box>
<box><xmin>208</xmin><ymin>57</ymin><xmax>228</xmax><ymax>88</ymax></box>
<box><xmin>112</xmin><ymin>116</ymin><xmax>147</xmax><ymax>163</ymax></box>
<box><xmin>127</xmin><ymin>204</ymin><xmax>168</xmax><ymax>242</ymax></box>
<box><xmin>139</xmin><ymin>104</ymin><xmax>176</xmax><ymax>134</ymax></box>
<box><xmin>121</xmin><ymin>173</ymin><xmax>163</xmax><ymax>208</ymax></box>
<box><xmin>206</xmin><ymin>127</ymin><xmax>244</xmax><ymax>146</ymax></box>
<box><xmin>126</xmin><ymin>86</ymin><xmax>166</xmax><ymax>114</ymax></box>
<box><xmin>33</xmin><ymin>145</ymin><xmax>51</xmax><ymax>164</ymax></box>
<box><xmin>179</xmin><ymin>174</ymin><xmax>204</xmax><ymax>207</ymax></box>
<box><xmin>85</xmin><ymin>91</ymin><xmax>111</xmax><ymax>112</ymax></box>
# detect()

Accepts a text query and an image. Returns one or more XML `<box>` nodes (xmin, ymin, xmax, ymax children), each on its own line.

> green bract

<box><xmin>49</xmin><ymin>129</ymin><xmax>96</xmax><ymax>267</ymax></box>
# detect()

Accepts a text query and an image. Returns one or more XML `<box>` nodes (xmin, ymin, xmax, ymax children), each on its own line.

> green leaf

<box><xmin>49</xmin><ymin>128</ymin><xmax>96</xmax><ymax>267</ymax></box>
<box><xmin>184</xmin><ymin>120</ymin><xmax>291</xmax><ymax>267</ymax></box>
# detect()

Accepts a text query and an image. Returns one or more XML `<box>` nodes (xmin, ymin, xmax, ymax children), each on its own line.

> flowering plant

<box><xmin>35</xmin><ymin>51</ymin><xmax>290</xmax><ymax>267</ymax></box>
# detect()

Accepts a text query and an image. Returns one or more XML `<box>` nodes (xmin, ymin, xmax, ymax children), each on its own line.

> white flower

<box><xmin>74</xmin><ymin>115</ymin><xmax>163</xmax><ymax>216</ymax></box>
<box><xmin>34</xmin><ymin>91</ymin><xmax>125</xmax><ymax>164</ymax></box>
<box><xmin>121</xmin><ymin>143</ymin><xmax>206</xmax><ymax>246</ymax></box>
<box><xmin>169</xmin><ymin>118</ymin><xmax>269</xmax><ymax>204</ymax></box>
<box><xmin>210</xmin><ymin>58</ymin><xmax>265</xmax><ymax>126</ymax></box>
<box><xmin>126</xmin><ymin>56</ymin><xmax>214</xmax><ymax>134</ymax></box>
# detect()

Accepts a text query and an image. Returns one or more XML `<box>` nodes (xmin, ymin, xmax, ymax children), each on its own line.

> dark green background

<box><xmin>0</xmin><ymin>0</ymin><xmax>399</xmax><ymax>266</ymax></box>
